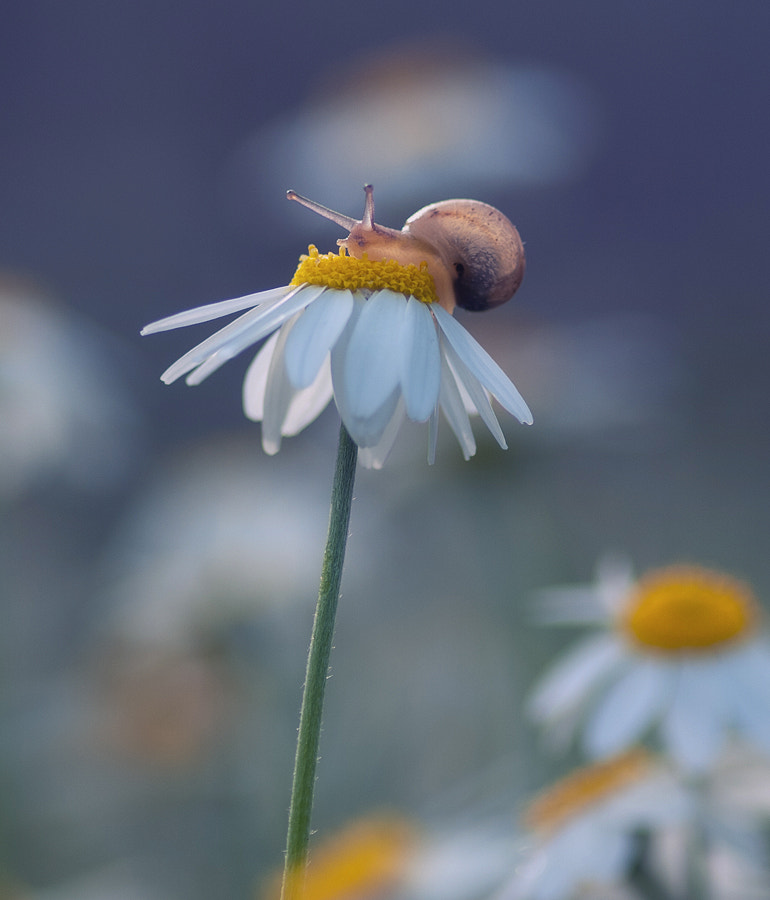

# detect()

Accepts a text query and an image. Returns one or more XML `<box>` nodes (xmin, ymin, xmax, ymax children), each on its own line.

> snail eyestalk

<box><xmin>286</xmin><ymin>189</ymin><xmax>358</xmax><ymax>231</ymax></box>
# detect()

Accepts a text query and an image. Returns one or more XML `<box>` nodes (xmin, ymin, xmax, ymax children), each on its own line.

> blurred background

<box><xmin>1</xmin><ymin>1</ymin><xmax>769</xmax><ymax>897</ymax></box>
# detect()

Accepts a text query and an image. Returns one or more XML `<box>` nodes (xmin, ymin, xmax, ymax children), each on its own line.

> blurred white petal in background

<box><xmin>0</xmin><ymin>277</ymin><xmax>136</xmax><ymax>499</ymax></box>
<box><xmin>101</xmin><ymin>438</ymin><xmax>346</xmax><ymax>650</ymax></box>
<box><xmin>225</xmin><ymin>44</ymin><xmax>602</xmax><ymax>228</ymax></box>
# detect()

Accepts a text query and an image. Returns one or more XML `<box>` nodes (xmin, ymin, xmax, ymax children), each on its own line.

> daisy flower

<box><xmin>496</xmin><ymin>749</ymin><xmax>688</xmax><ymax>900</ymax></box>
<box><xmin>141</xmin><ymin>186</ymin><xmax>532</xmax><ymax>468</ymax></box>
<box><xmin>528</xmin><ymin>559</ymin><xmax>770</xmax><ymax>772</ymax></box>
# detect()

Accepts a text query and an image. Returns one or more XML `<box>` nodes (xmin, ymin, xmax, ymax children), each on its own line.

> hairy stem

<box><xmin>280</xmin><ymin>424</ymin><xmax>358</xmax><ymax>899</ymax></box>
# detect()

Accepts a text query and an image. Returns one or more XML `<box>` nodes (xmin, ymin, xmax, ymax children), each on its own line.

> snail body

<box><xmin>287</xmin><ymin>185</ymin><xmax>525</xmax><ymax>314</ymax></box>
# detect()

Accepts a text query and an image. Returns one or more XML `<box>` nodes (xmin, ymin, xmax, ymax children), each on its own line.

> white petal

<box><xmin>432</xmin><ymin>304</ymin><xmax>533</xmax><ymax>424</ymax></box>
<box><xmin>522</xmin><ymin>822</ymin><xmax>628</xmax><ymax>900</ymax></box>
<box><xmin>327</xmin><ymin>294</ymin><xmax>362</xmax><ymax>423</ymax></box>
<box><xmin>162</xmin><ymin>300</ymin><xmax>279</xmax><ymax>384</ymax></box>
<box><xmin>442</xmin><ymin>337</ymin><xmax>507</xmax><ymax>448</ymax></box>
<box><xmin>242</xmin><ymin>329</ymin><xmax>335</xmax><ymax>439</ymax></box>
<box><xmin>735</xmin><ymin>641</ymin><xmax>770</xmax><ymax>692</ymax></box>
<box><xmin>662</xmin><ymin>661</ymin><xmax>727</xmax><ymax>772</ymax></box>
<box><xmin>281</xmin><ymin>358</ymin><xmax>335</xmax><ymax>436</ymax></box>
<box><xmin>595</xmin><ymin>555</ymin><xmax>637</xmax><ymax>615</ymax></box>
<box><xmin>531</xmin><ymin>586</ymin><xmax>609</xmax><ymax>626</ymax></box>
<box><xmin>358</xmin><ymin>399</ymin><xmax>406</xmax><ymax>469</ymax></box>
<box><xmin>585</xmin><ymin>659</ymin><xmax>670</xmax><ymax>757</ymax></box>
<box><xmin>242</xmin><ymin>331</ymin><xmax>280</xmax><ymax>421</ymax></box>
<box><xmin>261</xmin><ymin>316</ymin><xmax>301</xmax><ymax>455</ymax></box>
<box><xmin>344</xmin><ymin>290</ymin><xmax>406</xmax><ymax>418</ymax></box>
<box><xmin>334</xmin><ymin>291</ymin><xmax>403</xmax><ymax>447</ymax></box>
<box><xmin>141</xmin><ymin>286</ymin><xmax>291</xmax><ymax>334</ymax></box>
<box><xmin>343</xmin><ymin>389</ymin><xmax>400</xmax><ymax>449</ymax></box>
<box><xmin>547</xmin><ymin>825</ymin><xmax>631</xmax><ymax>887</ymax></box>
<box><xmin>436</xmin><ymin>342</ymin><xmax>476</xmax><ymax>460</ymax></box>
<box><xmin>601</xmin><ymin>772</ymin><xmax>689</xmax><ymax>828</ymax></box>
<box><xmin>161</xmin><ymin>284</ymin><xmax>324</xmax><ymax>384</ymax></box>
<box><xmin>723</xmin><ymin>646</ymin><xmax>770</xmax><ymax>752</ymax></box>
<box><xmin>283</xmin><ymin>288</ymin><xmax>354</xmax><ymax>388</ymax></box>
<box><xmin>427</xmin><ymin>408</ymin><xmax>439</xmax><ymax>464</ymax></box>
<box><xmin>400</xmin><ymin>297</ymin><xmax>441</xmax><ymax>422</ymax></box>
<box><xmin>528</xmin><ymin>633</ymin><xmax>625</xmax><ymax>722</ymax></box>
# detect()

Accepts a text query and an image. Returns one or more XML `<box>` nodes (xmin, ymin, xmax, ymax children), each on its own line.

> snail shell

<box><xmin>287</xmin><ymin>185</ymin><xmax>525</xmax><ymax>313</ymax></box>
<box><xmin>404</xmin><ymin>199</ymin><xmax>525</xmax><ymax>312</ymax></box>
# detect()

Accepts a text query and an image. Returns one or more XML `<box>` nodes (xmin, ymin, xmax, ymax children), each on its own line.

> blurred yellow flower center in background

<box><xmin>290</xmin><ymin>245</ymin><xmax>439</xmax><ymax>304</ymax></box>
<box><xmin>621</xmin><ymin>565</ymin><xmax>757</xmax><ymax>653</ymax></box>
<box><xmin>263</xmin><ymin>815</ymin><xmax>417</xmax><ymax>900</ymax></box>
<box><xmin>525</xmin><ymin>748</ymin><xmax>651</xmax><ymax>833</ymax></box>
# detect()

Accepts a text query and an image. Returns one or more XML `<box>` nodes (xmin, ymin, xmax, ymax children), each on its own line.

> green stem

<box><xmin>684</xmin><ymin>777</ymin><xmax>711</xmax><ymax>900</ymax></box>
<box><xmin>280</xmin><ymin>424</ymin><xmax>358</xmax><ymax>900</ymax></box>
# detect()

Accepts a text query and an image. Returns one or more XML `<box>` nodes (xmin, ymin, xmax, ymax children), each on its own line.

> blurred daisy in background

<box><xmin>259</xmin><ymin>807</ymin><xmax>516</xmax><ymax>900</ymax></box>
<box><xmin>0</xmin><ymin>277</ymin><xmax>136</xmax><ymax>500</ymax></box>
<box><xmin>94</xmin><ymin>438</ymin><xmax>349</xmax><ymax>771</ymax></box>
<box><xmin>495</xmin><ymin>749</ymin><xmax>687</xmax><ymax>900</ymax></box>
<box><xmin>259</xmin><ymin>814</ymin><xmax>418</xmax><ymax>900</ymax></box>
<box><xmin>142</xmin><ymin>188</ymin><xmax>532</xmax><ymax>468</ymax></box>
<box><xmin>225</xmin><ymin>43</ymin><xmax>602</xmax><ymax>229</ymax></box>
<box><xmin>101</xmin><ymin>438</ymin><xmax>334</xmax><ymax>651</ymax></box>
<box><xmin>528</xmin><ymin>559</ymin><xmax>770</xmax><ymax>772</ymax></box>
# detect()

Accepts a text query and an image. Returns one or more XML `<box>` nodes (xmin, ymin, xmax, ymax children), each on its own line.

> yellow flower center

<box><xmin>621</xmin><ymin>565</ymin><xmax>758</xmax><ymax>653</ymax></box>
<box><xmin>263</xmin><ymin>815</ymin><xmax>417</xmax><ymax>900</ymax></box>
<box><xmin>290</xmin><ymin>245</ymin><xmax>439</xmax><ymax>304</ymax></box>
<box><xmin>525</xmin><ymin>749</ymin><xmax>652</xmax><ymax>833</ymax></box>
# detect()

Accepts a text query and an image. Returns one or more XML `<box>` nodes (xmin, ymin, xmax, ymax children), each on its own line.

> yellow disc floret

<box><xmin>290</xmin><ymin>245</ymin><xmax>439</xmax><ymax>305</ymax></box>
<box><xmin>525</xmin><ymin>749</ymin><xmax>652</xmax><ymax>833</ymax></box>
<box><xmin>621</xmin><ymin>565</ymin><xmax>758</xmax><ymax>653</ymax></box>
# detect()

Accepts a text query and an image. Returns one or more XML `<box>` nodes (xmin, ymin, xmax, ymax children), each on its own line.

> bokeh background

<box><xmin>1</xmin><ymin>1</ymin><xmax>769</xmax><ymax>897</ymax></box>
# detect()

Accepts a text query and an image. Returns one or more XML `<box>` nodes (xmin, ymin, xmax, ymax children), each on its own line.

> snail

<box><xmin>286</xmin><ymin>185</ymin><xmax>525</xmax><ymax>313</ymax></box>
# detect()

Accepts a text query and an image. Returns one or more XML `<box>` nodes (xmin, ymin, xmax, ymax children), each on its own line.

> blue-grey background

<box><xmin>1</xmin><ymin>2</ymin><xmax>769</xmax><ymax>898</ymax></box>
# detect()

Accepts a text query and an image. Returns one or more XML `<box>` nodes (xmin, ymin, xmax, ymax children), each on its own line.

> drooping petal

<box><xmin>344</xmin><ymin>290</ymin><xmax>407</xmax><ymax>420</ymax></box>
<box><xmin>436</xmin><ymin>341</ymin><xmax>476</xmax><ymax>460</ymax></box>
<box><xmin>242</xmin><ymin>331</ymin><xmax>279</xmax><ymax>422</ymax></box>
<box><xmin>141</xmin><ymin>286</ymin><xmax>291</xmax><ymax>334</ymax></box>
<box><xmin>161</xmin><ymin>284</ymin><xmax>325</xmax><ymax>385</ymax></box>
<box><xmin>584</xmin><ymin>660</ymin><xmax>670</xmax><ymax>758</ymax></box>
<box><xmin>280</xmin><ymin>358</ymin><xmax>335</xmax><ymax>437</ymax></box>
<box><xmin>400</xmin><ymin>297</ymin><xmax>441</xmax><ymax>422</ymax></box>
<box><xmin>432</xmin><ymin>304</ymin><xmax>533</xmax><ymax>424</ymax></box>
<box><xmin>283</xmin><ymin>288</ymin><xmax>354</xmax><ymax>388</ymax></box>
<box><xmin>242</xmin><ymin>328</ymin><xmax>335</xmax><ymax>439</ymax></box>
<box><xmin>261</xmin><ymin>316</ymin><xmax>302</xmax><ymax>455</ymax></box>
<box><xmin>328</xmin><ymin>294</ymin><xmax>363</xmax><ymax>430</ymax></box>
<box><xmin>441</xmin><ymin>338</ymin><xmax>507</xmax><ymax>449</ymax></box>
<box><xmin>427</xmin><ymin>408</ymin><xmax>439</xmax><ymax>464</ymax></box>
<box><xmin>342</xmin><ymin>387</ymin><xmax>401</xmax><ymax>449</ymax></box>
<box><xmin>358</xmin><ymin>398</ymin><xmax>406</xmax><ymax>470</ymax></box>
